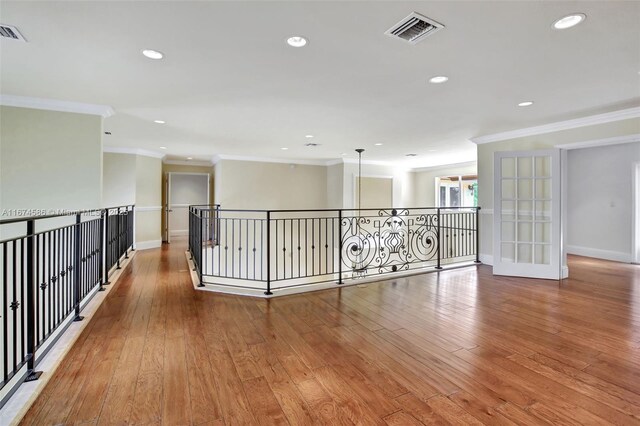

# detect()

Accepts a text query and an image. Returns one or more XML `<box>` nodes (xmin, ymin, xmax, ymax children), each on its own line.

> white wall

<box><xmin>566</xmin><ymin>142</ymin><xmax>640</xmax><ymax>262</ymax></box>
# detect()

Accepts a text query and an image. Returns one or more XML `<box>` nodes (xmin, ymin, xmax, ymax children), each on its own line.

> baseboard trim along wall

<box><xmin>135</xmin><ymin>239</ymin><xmax>162</xmax><ymax>250</ymax></box>
<box><xmin>479</xmin><ymin>254</ymin><xmax>493</xmax><ymax>265</ymax></box>
<box><xmin>566</xmin><ymin>245</ymin><xmax>632</xmax><ymax>263</ymax></box>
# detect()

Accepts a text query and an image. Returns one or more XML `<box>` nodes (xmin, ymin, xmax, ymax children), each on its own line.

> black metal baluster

<box><xmin>297</xmin><ymin>219</ymin><xmax>301</xmax><ymax>278</ymax></box>
<box><xmin>20</xmin><ymin>236</ymin><xmax>26</xmax><ymax>367</ymax></box>
<box><xmin>3</xmin><ymin>241</ymin><xmax>8</xmax><ymax>383</ymax></box>
<box><xmin>436</xmin><ymin>208</ymin><xmax>442</xmax><ymax>269</ymax></box>
<box><xmin>12</xmin><ymin>240</ymin><xmax>18</xmax><ymax>375</ymax></box>
<box><xmin>475</xmin><ymin>208</ymin><xmax>481</xmax><ymax>263</ymax></box>
<box><xmin>274</xmin><ymin>218</ymin><xmax>278</xmax><ymax>281</ymax></box>
<box><xmin>290</xmin><ymin>219</ymin><xmax>294</xmax><ymax>279</ymax></box>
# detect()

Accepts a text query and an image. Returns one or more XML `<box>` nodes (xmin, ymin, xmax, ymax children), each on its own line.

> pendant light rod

<box><xmin>355</xmin><ymin>149</ymin><xmax>365</xmax><ymax>213</ymax></box>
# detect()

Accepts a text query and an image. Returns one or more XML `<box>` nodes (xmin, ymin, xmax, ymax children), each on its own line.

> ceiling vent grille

<box><xmin>385</xmin><ymin>12</ymin><xmax>444</xmax><ymax>45</ymax></box>
<box><xmin>0</xmin><ymin>24</ymin><xmax>27</xmax><ymax>42</ymax></box>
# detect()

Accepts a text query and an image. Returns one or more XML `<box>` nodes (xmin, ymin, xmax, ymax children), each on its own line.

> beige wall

<box><xmin>214</xmin><ymin>159</ymin><xmax>328</xmax><ymax>210</ymax></box>
<box><xmin>326</xmin><ymin>163</ymin><xmax>344</xmax><ymax>209</ymax></box>
<box><xmin>102</xmin><ymin>153</ymin><xmax>136</xmax><ymax>206</ymax></box>
<box><xmin>135</xmin><ymin>155</ymin><xmax>162</xmax><ymax>245</ymax></box>
<box><xmin>412</xmin><ymin>162</ymin><xmax>478</xmax><ymax>207</ymax></box>
<box><xmin>342</xmin><ymin>163</ymin><xmax>413</xmax><ymax>209</ymax></box>
<box><xmin>0</xmin><ymin>106</ymin><xmax>102</xmax><ymax>213</ymax></box>
<box><xmin>477</xmin><ymin>117</ymin><xmax>640</xmax><ymax>263</ymax></box>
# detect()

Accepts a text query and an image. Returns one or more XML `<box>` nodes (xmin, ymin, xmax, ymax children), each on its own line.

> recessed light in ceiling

<box><xmin>159</xmin><ymin>146</ymin><xmax>167</xmax><ymax>150</ymax></box>
<box><xmin>374</xmin><ymin>143</ymin><xmax>383</xmax><ymax>146</ymax></box>
<box><xmin>553</xmin><ymin>14</ymin><xmax>586</xmax><ymax>30</ymax></box>
<box><xmin>154</xmin><ymin>120</ymin><xmax>165</xmax><ymax>124</ymax></box>
<box><xmin>281</xmin><ymin>147</ymin><xmax>289</xmax><ymax>150</ymax></box>
<box><xmin>287</xmin><ymin>36</ymin><xmax>307</xmax><ymax>47</ymax></box>
<box><xmin>341</xmin><ymin>153</ymin><xmax>348</xmax><ymax>156</ymax></box>
<box><xmin>429</xmin><ymin>76</ymin><xmax>448</xmax><ymax>84</ymax></box>
<box><xmin>428</xmin><ymin>149</ymin><xmax>437</xmax><ymax>152</ymax></box>
<box><xmin>142</xmin><ymin>49</ymin><xmax>164</xmax><ymax>60</ymax></box>
<box><xmin>406</xmin><ymin>153</ymin><xmax>417</xmax><ymax>157</ymax></box>
<box><xmin>187</xmin><ymin>157</ymin><xmax>193</xmax><ymax>160</ymax></box>
<box><xmin>518</xmin><ymin>101</ymin><xmax>534</xmax><ymax>107</ymax></box>
<box><xmin>305</xmin><ymin>134</ymin><xmax>314</xmax><ymax>138</ymax></box>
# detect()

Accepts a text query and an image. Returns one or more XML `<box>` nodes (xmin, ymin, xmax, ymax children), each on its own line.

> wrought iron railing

<box><xmin>189</xmin><ymin>206</ymin><xmax>480</xmax><ymax>295</ymax></box>
<box><xmin>0</xmin><ymin>205</ymin><xmax>134</xmax><ymax>406</ymax></box>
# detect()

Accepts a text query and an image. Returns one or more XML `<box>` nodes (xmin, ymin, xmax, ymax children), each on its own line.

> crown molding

<box><xmin>411</xmin><ymin>160</ymin><xmax>477</xmax><ymax>173</ymax></box>
<box><xmin>163</xmin><ymin>159</ymin><xmax>213</xmax><ymax>167</ymax></box>
<box><xmin>103</xmin><ymin>146</ymin><xmax>165</xmax><ymax>159</ymax></box>
<box><xmin>0</xmin><ymin>94</ymin><xmax>115</xmax><ymax>118</ymax></box>
<box><xmin>555</xmin><ymin>133</ymin><xmax>640</xmax><ymax>150</ymax></box>
<box><xmin>212</xmin><ymin>154</ymin><xmax>330</xmax><ymax>166</ymax></box>
<box><xmin>470</xmin><ymin>106</ymin><xmax>640</xmax><ymax>145</ymax></box>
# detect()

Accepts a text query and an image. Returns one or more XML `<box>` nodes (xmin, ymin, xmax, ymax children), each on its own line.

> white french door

<box><xmin>493</xmin><ymin>149</ymin><xmax>562</xmax><ymax>279</ymax></box>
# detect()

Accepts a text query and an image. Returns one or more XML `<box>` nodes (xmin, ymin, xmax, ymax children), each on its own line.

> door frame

<box><xmin>165</xmin><ymin>172</ymin><xmax>210</xmax><ymax>242</ymax></box>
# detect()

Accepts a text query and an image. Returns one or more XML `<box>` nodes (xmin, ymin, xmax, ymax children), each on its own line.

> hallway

<box><xmin>19</xmin><ymin>239</ymin><xmax>640</xmax><ymax>425</ymax></box>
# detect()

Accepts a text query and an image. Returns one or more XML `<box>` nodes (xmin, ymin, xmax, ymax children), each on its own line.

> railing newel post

<box><xmin>436</xmin><ymin>207</ymin><xmax>442</xmax><ymax>270</ymax></box>
<box><xmin>24</xmin><ymin>219</ymin><xmax>42</xmax><ymax>382</ymax></box>
<box><xmin>265</xmin><ymin>211</ymin><xmax>272</xmax><ymax>296</ymax></box>
<box><xmin>73</xmin><ymin>214</ymin><xmax>84</xmax><ymax>321</ymax></box>
<box><xmin>98</xmin><ymin>210</ymin><xmax>106</xmax><ymax>292</ymax></box>
<box><xmin>130</xmin><ymin>205</ymin><xmax>135</xmax><ymax>251</ymax></box>
<box><xmin>116</xmin><ymin>207</ymin><xmax>121</xmax><ymax>269</ymax></box>
<box><xmin>337</xmin><ymin>209</ymin><xmax>343</xmax><ymax>285</ymax></box>
<box><xmin>198</xmin><ymin>209</ymin><xmax>204</xmax><ymax>287</ymax></box>
<box><xmin>475</xmin><ymin>206</ymin><xmax>481</xmax><ymax>264</ymax></box>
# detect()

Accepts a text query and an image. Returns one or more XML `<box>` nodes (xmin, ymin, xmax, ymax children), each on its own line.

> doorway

<box><xmin>165</xmin><ymin>172</ymin><xmax>209</xmax><ymax>243</ymax></box>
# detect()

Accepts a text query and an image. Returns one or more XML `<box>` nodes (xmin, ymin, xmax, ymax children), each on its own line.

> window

<box><xmin>436</xmin><ymin>175</ymin><xmax>477</xmax><ymax>207</ymax></box>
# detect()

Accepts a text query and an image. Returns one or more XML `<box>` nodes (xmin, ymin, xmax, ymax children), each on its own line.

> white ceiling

<box><xmin>1</xmin><ymin>1</ymin><xmax>639</xmax><ymax>167</ymax></box>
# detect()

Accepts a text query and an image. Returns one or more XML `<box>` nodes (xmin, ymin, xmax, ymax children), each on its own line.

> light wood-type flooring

<box><xmin>20</xmin><ymin>239</ymin><xmax>640</xmax><ymax>425</ymax></box>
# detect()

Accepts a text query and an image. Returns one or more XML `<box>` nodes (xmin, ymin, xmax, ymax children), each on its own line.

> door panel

<box><xmin>493</xmin><ymin>150</ymin><xmax>561</xmax><ymax>279</ymax></box>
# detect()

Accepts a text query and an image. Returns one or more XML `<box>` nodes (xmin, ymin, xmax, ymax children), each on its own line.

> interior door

<box><xmin>493</xmin><ymin>149</ymin><xmax>562</xmax><ymax>279</ymax></box>
<box><xmin>168</xmin><ymin>173</ymin><xmax>209</xmax><ymax>240</ymax></box>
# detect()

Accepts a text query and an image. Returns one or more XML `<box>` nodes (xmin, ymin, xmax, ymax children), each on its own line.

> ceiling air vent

<box><xmin>385</xmin><ymin>12</ymin><xmax>444</xmax><ymax>45</ymax></box>
<box><xmin>0</xmin><ymin>24</ymin><xmax>27</xmax><ymax>42</ymax></box>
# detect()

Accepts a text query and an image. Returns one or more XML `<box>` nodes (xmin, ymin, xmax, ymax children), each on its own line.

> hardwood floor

<box><xmin>20</xmin><ymin>239</ymin><xmax>640</xmax><ymax>425</ymax></box>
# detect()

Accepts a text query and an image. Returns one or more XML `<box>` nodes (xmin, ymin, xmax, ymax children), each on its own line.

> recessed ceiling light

<box><xmin>281</xmin><ymin>147</ymin><xmax>289</xmax><ymax>150</ymax></box>
<box><xmin>305</xmin><ymin>134</ymin><xmax>314</xmax><ymax>138</ymax></box>
<box><xmin>341</xmin><ymin>153</ymin><xmax>348</xmax><ymax>156</ymax></box>
<box><xmin>187</xmin><ymin>157</ymin><xmax>193</xmax><ymax>160</ymax></box>
<box><xmin>553</xmin><ymin>14</ymin><xmax>586</xmax><ymax>30</ymax></box>
<box><xmin>159</xmin><ymin>146</ymin><xmax>167</xmax><ymax>150</ymax></box>
<box><xmin>406</xmin><ymin>153</ymin><xmax>417</xmax><ymax>157</ymax></box>
<box><xmin>428</xmin><ymin>149</ymin><xmax>437</xmax><ymax>152</ymax></box>
<box><xmin>142</xmin><ymin>49</ymin><xmax>164</xmax><ymax>59</ymax></box>
<box><xmin>429</xmin><ymin>76</ymin><xmax>448</xmax><ymax>84</ymax></box>
<box><xmin>374</xmin><ymin>143</ymin><xmax>383</xmax><ymax>146</ymax></box>
<box><xmin>518</xmin><ymin>101</ymin><xmax>534</xmax><ymax>107</ymax></box>
<box><xmin>287</xmin><ymin>36</ymin><xmax>307</xmax><ymax>47</ymax></box>
<box><xmin>154</xmin><ymin>120</ymin><xmax>165</xmax><ymax>124</ymax></box>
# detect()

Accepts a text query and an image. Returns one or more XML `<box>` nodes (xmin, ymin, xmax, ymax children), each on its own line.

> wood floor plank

<box><xmin>17</xmin><ymin>242</ymin><xmax>640</xmax><ymax>426</ymax></box>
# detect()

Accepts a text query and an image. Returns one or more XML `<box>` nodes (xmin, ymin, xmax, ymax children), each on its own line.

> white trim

<box><xmin>470</xmin><ymin>107</ymin><xmax>640</xmax><ymax>145</ymax></box>
<box><xmin>103</xmin><ymin>146</ymin><xmax>165</xmax><ymax>159</ymax></box>
<box><xmin>162</xmin><ymin>159</ymin><xmax>213</xmax><ymax>167</ymax></box>
<box><xmin>555</xmin><ymin>134</ymin><xmax>640</xmax><ymax>150</ymax></box>
<box><xmin>135</xmin><ymin>240</ymin><xmax>162</xmax><ymax>250</ymax></box>
<box><xmin>566</xmin><ymin>245</ymin><xmax>632</xmax><ymax>263</ymax></box>
<box><xmin>412</xmin><ymin>161</ymin><xmax>477</xmax><ymax>173</ymax></box>
<box><xmin>479</xmin><ymin>254</ymin><xmax>493</xmax><ymax>265</ymax></box>
<box><xmin>135</xmin><ymin>206</ymin><xmax>162</xmax><ymax>212</ymax></box>
<box><xmin>212</xmin><ymin>154</ymin><xmax>329</xmax><ymax>166</ymax></box>
<box><xmin>0</xmin><ymin>94</ymin><xmax>115</xmax><ymax>117</ymax></box>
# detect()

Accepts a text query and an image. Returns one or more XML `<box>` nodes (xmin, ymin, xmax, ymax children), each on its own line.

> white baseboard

<box><xmin>566</xmin><ymin>245</ymin><xmax>632</xmax><ymax>263</ymax></box>
<box><xmin>479</xmin><ymin>254</ymin><xmax>493</xmax><ymax>265</ymax></box>
<box><xmin>169</xmin><ymin>230</ymin><xmax>188</xmax><ymax>237</ymax></box>
<box><xmin>135</xmin><ymin>239</ymin><xmax>162</xmax><ymax>250</ymax></box>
